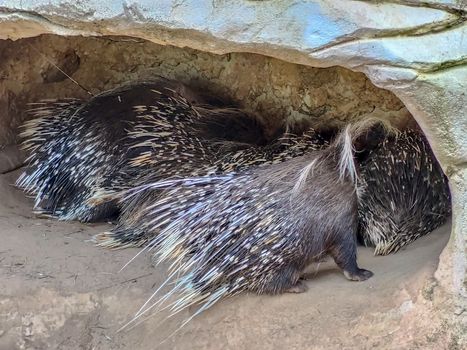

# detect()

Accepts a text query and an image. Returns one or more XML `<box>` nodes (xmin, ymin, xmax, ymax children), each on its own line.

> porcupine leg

<box><xmin>285</xmin><ymin>279</ymin><xmax>308</xmax><ymax>293</ymax></box>
<box><xmin>259</xmin><ymin>265</ymin><xmax>308</xmax><ymax>294</ymax></box>
<box><xmin>329</xmin><ymin>234</ymin><xmax>373</xmax><ymax>281</ymax></box>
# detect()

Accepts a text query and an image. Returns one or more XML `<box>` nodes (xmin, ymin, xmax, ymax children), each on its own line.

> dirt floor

<box><xmin>0</xmin><ymin>168</ymin><xmax>451</xmax><ymax>350</ymax></box>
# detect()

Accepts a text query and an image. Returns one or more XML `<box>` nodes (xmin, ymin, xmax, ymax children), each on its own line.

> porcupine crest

<box><xmin>118</xmin><ymin>121</ymin><xmax>375</xmax><ymax>332</ymax></box>
<box><xmin>17</xmin><ymin>79</ymin><xmax>219</xmax><ymax>222</ymax></box>
<box><xmin>357</xmin><ymin>129</ymin><xmax>451</xmax><ymax>255</ymax></box>
<box><xmin>16</xmin><ymin>98</ymin><xmax>83</xmax><ymax>214</ymax></box>
<box><xmin>17</xmin><ymin>95</ymin><xmax>129</xmax><ymax>221</ymax></box>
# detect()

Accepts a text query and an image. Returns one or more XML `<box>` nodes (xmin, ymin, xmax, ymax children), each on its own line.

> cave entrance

<box><xmin>0</xmin><ymin>34</ymin><xmax>452</xmax><ymax>349</ymax></box>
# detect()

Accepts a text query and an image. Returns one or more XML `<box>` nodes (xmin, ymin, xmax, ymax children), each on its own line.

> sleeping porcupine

<box><xmin>93</xmin><ymin>123</ymin><xmax>328</xmax><ymax>249</ymax></box>
<box><xmin>17</xmin><ymin>77</ymin><xmax>268</xmax><ymax>222</ymax></box>
<box><xmin>357</xmin><ymin>128</ymin><xmax>451</xmax><ymax>255</ymax></box>
<box><xmin>118</xmin><ymin>122</ymin><xmax>374</xmax><ymax>325</ymax></box>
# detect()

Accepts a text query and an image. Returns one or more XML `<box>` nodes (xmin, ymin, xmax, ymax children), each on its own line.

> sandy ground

<box><xmin>0</xmin><ymin>169</ymin><xmax>451</xmax><ymax>350</ymax></box>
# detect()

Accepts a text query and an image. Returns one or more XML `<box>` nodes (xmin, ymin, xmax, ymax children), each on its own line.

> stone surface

<box><xmin>0</xmin><ymin>1</ymin><xmax>465</xmax><ymax>162</ymax></box>
<box><xmin>0</xmin><ymin>144</ymin><xmax>25</xmax><ymax>173</ymax></box>
<box><xmin>0</xmin><ymin>35</ymin><xmax>411</xmax><ymax>146</ymax></box>
<box><xmin>0</xmin><ymin>0</ymin><xmax>466</xmax><ymax>348</ymax></box>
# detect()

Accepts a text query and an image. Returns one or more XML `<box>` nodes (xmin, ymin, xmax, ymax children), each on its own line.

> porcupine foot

<box><xmin>343</xmin><ymin>268</ymin><xmax>373</xmax><ymax>281</ymax></box>
<box><xmin>330</xmin><ymin>234</ymin><xmax>374</xmax><ymax>282</ymax></box>
<box><xmin>285</xmin><ymin>279</ymin><xmax>308</xmax><ymax>294</ymax></box>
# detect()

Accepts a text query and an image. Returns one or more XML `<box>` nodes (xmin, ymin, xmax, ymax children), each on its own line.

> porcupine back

<box><xmin>94</xmin><ymin>126</ymin><xmax>329</xmax><ymax>249</ymax></box>
<box><xmin>357</xmin><ymin>129</ymin><xmax>451</xmax><ymax>255</ymax></box>
<box><xmin>118</xmin><ymin>121</ymin><xmax>374</xmax><ymax>329</ymax></box>
<box><xmin>84</xmin><ymin>94</ymin><xmax>273</xmax><ymax>219</ymax></box>
<box><xmin>17</xmin><ymin>78</ymin><xmax>268</xmax><ymax>222</ymax></box>
<box><xmin>17</xmin><ymin>80</ymin><xmax>177</xmax><ymax>221</ymax></box>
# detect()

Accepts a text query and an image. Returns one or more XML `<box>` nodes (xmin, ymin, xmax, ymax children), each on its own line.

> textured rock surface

<box><xmin>0</xmin><ymin>0</ymin><xmax>466</xmax><ymax>348</ymax></box>
<box><xmin>0</xmin><ymin>1</ymin><xmax>464</xmax><ymax>161</ymax></box>
<box><xmin>0</xmin><ymin>35</ymin><xmax>411</xmax><ymax>146</ymax></box>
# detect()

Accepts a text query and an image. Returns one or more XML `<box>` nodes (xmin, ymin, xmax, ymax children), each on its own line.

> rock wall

<box><xmin>0</xmin><ymin>35</ymin><xmax>410</xmax><ymax>146</ymax></box>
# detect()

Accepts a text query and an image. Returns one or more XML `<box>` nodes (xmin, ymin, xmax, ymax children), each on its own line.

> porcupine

<box><xmin>357</xmin><ymin>128</ymin><xmax>451</xmax><ymax>255</ymax></box>
<box><xmin>16</xmin><ymin>77</ymin><xmax>268</xmax><ymax>222</ymax></box>
<box><xmin>117</xmin><ymin>121</ymin><xmax>374</xmax><ymax>328</ymax></box>
<box><xmin>93</xmin><ymin>123</ymin><xmax>328</xmax><ymax>249</ymax></box>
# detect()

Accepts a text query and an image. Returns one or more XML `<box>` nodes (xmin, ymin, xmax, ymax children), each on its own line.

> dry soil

<box><xmin>0</xmin><ymin>169</ymin><xmax>450</xmax><ymax>350</ymax></box>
